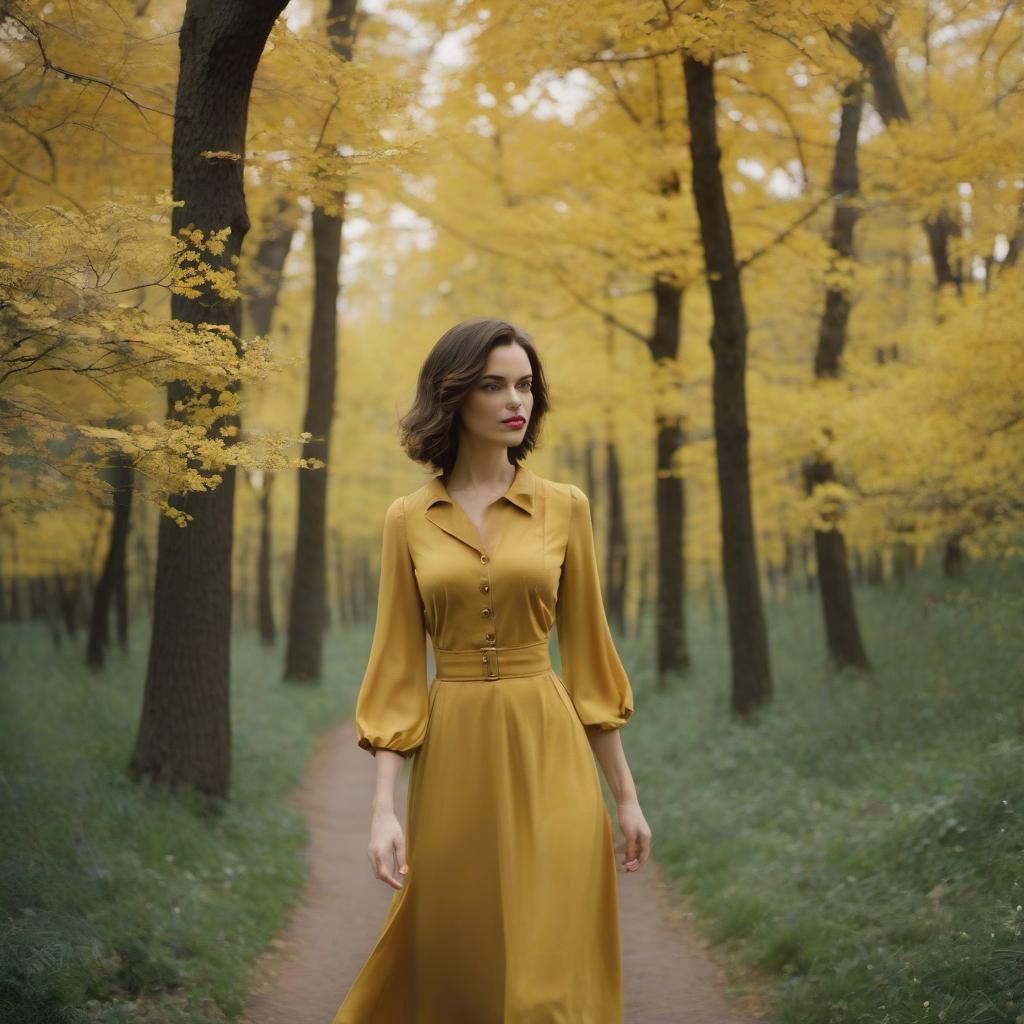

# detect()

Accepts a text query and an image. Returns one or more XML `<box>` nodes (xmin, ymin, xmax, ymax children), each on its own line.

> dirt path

<box><xmin>241</xmin><ymin>718</ymin><xmax>769</xmax><ymax>1024</ymax></box>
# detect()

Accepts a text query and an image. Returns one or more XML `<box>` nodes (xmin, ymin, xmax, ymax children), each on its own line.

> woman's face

<box><xmin>459</xmin><ymin>342</ymin><xmax>534</xmax><ymax>447</ymax></box>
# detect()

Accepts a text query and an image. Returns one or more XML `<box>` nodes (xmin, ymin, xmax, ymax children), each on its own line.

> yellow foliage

<box><xmin>0</xmin><ymin>196</ymin><xmax>309</xmax><ymax>526</ymax></box>
<box><xmin>2</xmin><ymin>0</ymin><xmax>1022</xmax><ymax>583</ymax></box>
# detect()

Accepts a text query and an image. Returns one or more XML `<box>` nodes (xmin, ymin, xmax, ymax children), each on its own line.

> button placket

<box><xmin>478</xmin><ymin>558</ymin><xmax>497</xmax><ymax>678</ymax></box>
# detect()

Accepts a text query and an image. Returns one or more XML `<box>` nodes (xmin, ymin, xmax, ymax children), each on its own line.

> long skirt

<box><xmin>331</xmin><ymin>668</ymin><xmax>624</xmax><ymax>1023</ymax></box>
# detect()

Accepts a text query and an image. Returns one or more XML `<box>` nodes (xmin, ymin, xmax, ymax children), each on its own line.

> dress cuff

<box><xmin>583</xmin><ymin>709</ymin><xmax>633</xmax><ymax>735</ymax></box>
<box><xmin>357</xmin><ymin>735</ymin><xmax>419</xmax><ymax>758</ymax></box>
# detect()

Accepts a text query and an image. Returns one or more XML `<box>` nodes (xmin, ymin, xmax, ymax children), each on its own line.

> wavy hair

<box><xmin>399</xmin><ymin>317</ymin><xmax>551</xmax><ymax>475</ymax></box>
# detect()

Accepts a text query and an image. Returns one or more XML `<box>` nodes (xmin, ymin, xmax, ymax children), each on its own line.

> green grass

<box><xmin>617</xmin><ymin>555</ymin><xmax>1024</xmax><ymax>1024</ymax></box>
<box><xmin>0</xmin><ymin>618</ymin><xmax>368</xmax><ymax>1024</ymax></box>
<box><xmin>2</xmin><ymin>555</ymin><xmax>1023</xmax><ymax>1024</ymax></box>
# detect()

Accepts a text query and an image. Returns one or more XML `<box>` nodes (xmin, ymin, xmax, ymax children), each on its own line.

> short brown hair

<box><xmin>399</xmin><ymin>317</ymin><xmax>551</xmax><ymax>475</ymax></box>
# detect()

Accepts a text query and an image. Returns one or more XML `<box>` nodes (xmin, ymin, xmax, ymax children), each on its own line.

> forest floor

<box><xmin>240</xmin><ymin>716</ymin><xmax>771</xmax><ymax>1024</ymax></box>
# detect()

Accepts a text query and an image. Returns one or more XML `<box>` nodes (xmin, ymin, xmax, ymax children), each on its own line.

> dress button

<box><xmin>485</xmin><ymin>632</ymin><xmax>495</xmax><ymax>643</ymax></box>
<box><xmin>480</xmin><ymin>554</ymin><xmax>489</xmax><ymax>564</ymax></box>
<box><xmin>479</xmin><ymin>582</ymin><xmax>490</xmax><ymax>593</ymax></box>
<box><xmin>481</xmin><ymin>607</ymin><xmax>491</xmax><ymax>618</ymax></box>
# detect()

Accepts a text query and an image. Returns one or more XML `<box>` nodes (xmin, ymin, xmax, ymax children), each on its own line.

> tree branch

<box><xmin>6</xmin><ymin>12</ymin><xmax>175</xmax><ymax>120</ymax></box>
<box><xmin>737</xmin><ymin>191</ymin><xmax>836</xmax><ymax>272</ymax></box>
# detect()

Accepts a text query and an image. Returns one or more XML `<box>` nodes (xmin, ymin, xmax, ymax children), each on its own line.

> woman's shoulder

<box><xmin>396</xmin><ymin>472</ymin><xmax>444</xmax><ymax>516</ymax></box>
<box><xmin>530</xmin><ymin>468</ymin><xmax>585</xmax><ymax>501</ymax></box>
<box><xmin>527</xmin><ymin>468</ymin><xmax>587</xmax><ymax>512</ymax></box>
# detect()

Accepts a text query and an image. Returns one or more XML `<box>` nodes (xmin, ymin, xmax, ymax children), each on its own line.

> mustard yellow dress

<box><xmin>332</xmin><ymin>462</ymin><xmax>634</xmax><ymax>1024</ymax></box>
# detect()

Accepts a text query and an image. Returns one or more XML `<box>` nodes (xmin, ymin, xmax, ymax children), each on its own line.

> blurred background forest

<box><xmin>1</xmin><ymin>1</ymin><xmax>1022</xmax><ymax>1022</ymax></box>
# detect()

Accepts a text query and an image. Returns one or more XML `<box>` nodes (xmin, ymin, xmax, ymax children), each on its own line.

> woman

<box><xmin>333</xmin><ymin>317</ymin><xmax>652</xmax><ymax>1023</ymax></box>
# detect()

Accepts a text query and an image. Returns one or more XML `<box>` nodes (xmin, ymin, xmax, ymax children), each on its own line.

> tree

<box><xmin>129</xmin><ymin>0</ymin><xmax>290</xmax><ymax>801</ymax></box>
<box><xmin>840</xmin><ymin>19</ymin><xmax>963</xmax><ymax>293</ymax></box>
<box><xmin>86</xmin><ymin>450</ymin><xmax>134</xmax><ymax>668</ymax></box>
<box><xmin>284</xmin><ymin>0</ymin><xmax>361</xmax><ymax>683</ymax></box>
<box><xmin>802</xmin><ymin>79</ymin><xmax>871</xmax><ymax>671</ymax></box>
<box><xmin>682</xmin><ymin>52</ymin><xmax>773</xmax><ymax>714</ymax></box>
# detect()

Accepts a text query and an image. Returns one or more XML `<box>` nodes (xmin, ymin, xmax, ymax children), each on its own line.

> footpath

<box><xmin>241</xmin><ymin>718</ymin><xmax>769</xmax><ymax>1024</ymax></box>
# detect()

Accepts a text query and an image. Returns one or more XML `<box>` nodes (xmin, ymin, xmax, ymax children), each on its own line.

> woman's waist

<box><xmin>431</xmin><ymin>638</ymin><xmax>552</xmax><ymax>681</ymax></box>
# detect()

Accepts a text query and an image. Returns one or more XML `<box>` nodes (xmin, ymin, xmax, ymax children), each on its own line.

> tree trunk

<box><xmin>54</xmin><ymin>573</ymin><xmax>79</xmax><ymax>638</ymax></box>
<box><xmin>245</xmin><ymin>194</ymin><xmax>298</xmax><ymax>337</ymax></box>
<box><xmin>943</xmin><ymin>534</ymin><xmax>967</xmax><ymax>577</ymax></box>
<box><xmin>283</xmin><ymin>207</ymin><xmax>340</xmax><ymax>680</ymax></box>
<box><xmin>86</xmin><ymin>452</ymin><xmax>134</xmax><ymax>669</ymax></box>
<box><xmin>635</xmin><ymin>554</ymin><xmax>651</xmax><ymax>640</ymax></box>
<box><xmin>815</xmin><ymin>82</ymin><xmax>862</xmax><ymax>379</ymax></box>
<box><xmin>845</xmin><ymin>22</ymin><xmax>962</xmax><ymax>294</ymax></box>
<box><xmin>682</xmin><ymin>54</ymin><xmax>773</xmax><ymax>715</ymax></box>
<box><xmin>806</xmin><ymin>78</ymin><xmax>871</xmax><ymax>671</ymax></box>
<box><xmin>599</xmin><ymin>303</ymin><xmax>629</xmax><ymax>639</ymax></box>
<box><xmin>604</xmin><ymin>440</ymin><xmax>628</xmax><ymax>637</ymax></box>
<box><xmin>803</xmin><ymin>459</ymin><xmax>871</xmax><ymax>668</ymax></box>
<box><xmin>284</xmin><ymin>0</ymin><xmax>358</xmax><ymax>682</ymax></box>
<box><xmin>649</xmin><ymin>274</ymin><xmax>689</xmax><ymax>683</ymax></box>
<box><xmin>129</xmin><ymin>0</ymin><xmax>287</xmax><ymax>801</ymax></box>
<box><xmin>258</xmin><ymin>472</ymin><xmax>277</xmax><ymax>646</ymax></box>
<box><xmin>240</xmin><ymin>197</ymin><xmax>296</xmax><ymax>645</ymax></box>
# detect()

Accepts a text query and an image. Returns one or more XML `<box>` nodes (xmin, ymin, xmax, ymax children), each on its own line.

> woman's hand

<box><xmin>614</xmin><ymin>797</ymin><xmax>652</xmax><ymax>872</ymax></box>
<box><xmin>368</xmin><ymin>809</ymin><xmax>408</xmax><ymax>890</ymax></box>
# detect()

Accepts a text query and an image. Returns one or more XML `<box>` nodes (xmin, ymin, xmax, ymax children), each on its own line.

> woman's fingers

<box><xmin>366</xmin><ymin>817</ymin><xmax>408</xmax><ymax>890</ymax></box>
<box><xmin>369</xmin><ymin>846</ymin><xmax>403</xmax><ymax>890</ymax></box>
<box><xmin>618</xmin><ymin>822</ymin><xmax>653</xmax><ymax>872</ymax></box>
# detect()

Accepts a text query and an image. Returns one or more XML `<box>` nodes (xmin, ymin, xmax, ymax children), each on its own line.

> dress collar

<box><xmin>425</xmin><ymin>462</ymin><xmax>535</xmax><ymax>515</ymax></box>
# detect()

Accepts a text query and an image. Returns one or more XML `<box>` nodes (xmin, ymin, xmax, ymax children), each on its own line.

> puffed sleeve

<box><xmin>555</xmin><ymin>484</ymin><xmax>634</xmax><ymax>734</ymax></box>
<box><xmin>354</xmin><ymin>495</ymin><xmax>429</xmax><ymax>758</ymax></box>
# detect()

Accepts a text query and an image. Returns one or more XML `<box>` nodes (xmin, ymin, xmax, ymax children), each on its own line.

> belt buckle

<box><xmin>480</xmin><ymin>646</ymin><xmax>498</xmax><ymax>680</ymax></box>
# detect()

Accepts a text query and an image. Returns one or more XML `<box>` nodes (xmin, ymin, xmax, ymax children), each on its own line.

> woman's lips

<box><xmin>502</xmin><ymin>417</ymin><xmax>526</xmax><ymax>428</ymax></box>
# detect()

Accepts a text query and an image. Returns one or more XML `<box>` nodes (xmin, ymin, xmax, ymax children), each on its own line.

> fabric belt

<box><xmin>433</xmin><ymin>640</ymin><xmax>552</xmax><ymax>681</ymax></box>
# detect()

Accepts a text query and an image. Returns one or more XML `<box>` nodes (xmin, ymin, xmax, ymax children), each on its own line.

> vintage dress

<box><xmin>332</xmin><ymin>462</ymin><xmax>634</xmax><ymax>1024</ymax></box>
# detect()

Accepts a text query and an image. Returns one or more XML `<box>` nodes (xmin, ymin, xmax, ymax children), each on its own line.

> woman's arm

<box><xmin>588</xmin><ymin>728</ymin><xmax>652</xmax><ymax>872</ymax></box>
<box><xmin>367</xmin><ymin>748</ymin><xmax>409</xmax><ymax>890</ymax></box>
